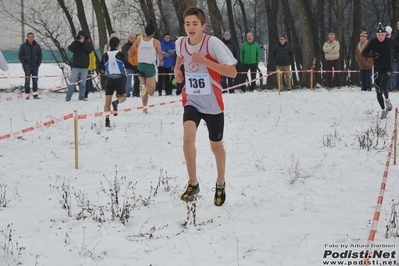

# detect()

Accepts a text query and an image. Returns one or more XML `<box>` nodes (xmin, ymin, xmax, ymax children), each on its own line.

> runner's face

<box><xmin>184</xmin><ymin>15</ymin><xmax>206</xmax><ymax>44</ymax></box>
<box><xmin>377</xmin><ymin>32</ymin><xmax>386</xmax><ymax>42</ymax></box>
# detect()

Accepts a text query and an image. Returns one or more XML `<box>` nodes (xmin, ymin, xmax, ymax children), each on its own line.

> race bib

<box><xmin>185</xmin><ymin>72</ymin><xmax>211</xmax><ymax>95</ymax></box>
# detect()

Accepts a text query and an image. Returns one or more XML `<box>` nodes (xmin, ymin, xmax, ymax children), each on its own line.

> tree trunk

<box><xmin>172</xmin><ymin>0</ymin><xmax>197</xmax><ymax>36</ymax></box>
<box><xmin>206</xmin><ymin>0</ymin><xmax>223</xmax><ymax>39</ymax></box>
<box><xmin>336</xmin><ymin>0</ymin><xmax>345</xmax><ymax>84</ymax></box>
<box><xmin>317</xmin><ymin>0</ymin><xmax>325</xmax><ymax>60</ymax></box>
<box><xmin>156</xmin><ymin>0</ymin><xmax>171</xmax><ymax>36</ymax></box>
<box><xmin>349</xmin><ymin>0</ymin><xmax>361</xmax><ymax>86</ymax></box>
<box><xmin>100</xmin><ymin>0</ymin><xmax>113</xmax><ymax>35</ymax></box>
<box><xmin>264</xmin><ymin>0</ymin><xmax>279</xmax><ymax>77</ymax></box>
<box><xmin>75</xmin><ymin>0</ymin><xmax>91</xmax><ymax>38</ymax></box>
<box><xmin>391</xmin><ymin>0</ymin><xmax>396</xmax><ymax>29</ymax></box>
<box><xmin>236</xmin><ymin>0</ymin><xmax>249</xmax><ymax>34</ymax></box>
<box><xmin>57</xmin><ymin>0</ymin><xmax>76</xmax><ymax>37</ymax></box>
<box><xmin>92</xmin><ymin>0</ymin><xmax>107</xmax><ymax>55</ymax></box>
<box><xmin>295</xmin><ymin>0</ymin><xmax>320</xmax><ymax>87</ymax></box>
<box><xmin>225</xmin><ymin>0</ymin><xmax>239</xmax><ymax>54</ymax></box>
<box><xmin>137</xmin><ymin>0</ymin><xmax>158</xmax><ymax>33</ymax></box>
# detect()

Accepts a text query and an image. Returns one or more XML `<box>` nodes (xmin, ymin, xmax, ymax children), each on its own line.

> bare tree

<box><xmin>295</xmin><ymin>0</ymin><xmax>320</xmax><ymax>86</ymax></box>
<box><xmin>206</xmin><ymin>0</ymin><xmax>224</xmax><ymax>38</ymax></box>
<box><xmin>100</xmin><ymin>0</ymin><xmax>114</xmax><ymax>35</ymax></box>
<box><xmin>156</xmin><ymin>0</ymin><xmax>171</xmax><ymax>35</ymax></box>
<box><xmin>236</xmin><ymin>0</ymin><xmax>249</xmax><ymax>35</ymax></box>
<box><xmin>225</xmin><ymin>0</ymin><xmax>239</xmax><ymax>52</ymax></box>
<box><xmin>75</xmin><ymin>0</ymin><xmax>91</xmax><ymax>38</ymax></box>
<box><xmin>0</xmin><ymin>0</ymin><xmax>72</xmax><ymax>82</ymax></box>
<box><xmin>172</xmin><ymin>0</ymin><xmax>197</xmax><ymax>36</ymax></box>
<box><xmin>91</xmin><ymin>0</ymin><xmax>107</xmax><ymax>57</ymax></box>
<box><xmin>264</xmin><ymin>0</ymin><xmax>279</xmax><ymax>72</ymax></box>
<box><xmin>349</xmin><ymin>0</ymin><xmax>361</xmax><ymax>85</ymax></box>
<box><xmin>57</xmin><ymin>0</ymin><xmax>77</xmax><ymax>37</ymax></box>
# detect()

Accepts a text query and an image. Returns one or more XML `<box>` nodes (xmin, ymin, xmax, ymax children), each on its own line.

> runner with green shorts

<box><xmin>131</xmin><ymin>24</ymin><xmax>163</xmax><ymax>114</ymax></box>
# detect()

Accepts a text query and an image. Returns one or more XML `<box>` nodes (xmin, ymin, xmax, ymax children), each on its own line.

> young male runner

<box><xmin>99</xmin><ymin>37</ymin><xmax>127</xmax><ymax>127</ymax></box>
<box><xmin>174</xmin><ymin>7</ymin><xmax>237</xmax><ymax>206</ymax></box>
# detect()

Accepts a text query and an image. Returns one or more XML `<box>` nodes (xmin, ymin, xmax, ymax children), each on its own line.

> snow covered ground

<box><xmin>0</xmin><ymin>64</ymin><xmax>398</xmax><ymax>266</ymax></box>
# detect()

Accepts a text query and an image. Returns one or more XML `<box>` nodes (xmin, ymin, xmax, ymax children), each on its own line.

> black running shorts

<box><xmin>183</xmin><ymin>105</ymin><xmax>224</xmax><ymax>142</ymax></box>
<box><xmin>105</xmin><ymin>76</ymin><xmax>126</xmax><ymax>96</ymax></box>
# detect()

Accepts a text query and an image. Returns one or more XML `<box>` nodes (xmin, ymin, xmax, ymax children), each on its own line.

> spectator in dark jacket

<box><xmin>65</xmin><ymin>30</ymin><xmax>94</xmax><ymax>101</ymax></box>
<box><xmin>19</xmin><ymin>32</ymin><xmax>42</xmax><ymax>99</ymax></box>
<box><xmin>272</xmin><ymin>35</ymin><xmax>293</xmax><ymax>90</ymax></box>
<box><xmin>157</xmin><ymin>34</ymin><xmax>175</xmax><ymax>95</ymax></box>
<box><xmin>222</xmin><ymin>31</ymin><xmax>238</xmax><ymax>93</ymax></box>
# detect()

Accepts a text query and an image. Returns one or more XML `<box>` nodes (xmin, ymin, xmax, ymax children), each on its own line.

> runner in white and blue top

<box><xmin>99</xmin><ymin>37</ymin><xmax>128</xmax><ymax>127</ymax></box>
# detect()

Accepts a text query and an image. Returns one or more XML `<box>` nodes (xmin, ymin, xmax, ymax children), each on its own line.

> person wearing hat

<box><xmin>362</xmin><ymin>23</ymin><xmax>399</xmax><ymax>119</ymax></box>
<box><xmin>323</xmin><ymin>32</ymin><xmax>341</xmax><ymax>88</ymax></box>
<box><xmin>222</xmin><ymin>31</ymin><xmax>238</xmax><ymax>93</ymax></box>
<box><xmin>355</xmin><ymin>31</ymin><xmax>373</xmax><ymax>91</ymax></box>
<box><xmin>272</xmin><ymin>35</ymin><xmax>293</xmax><ymax>91</ymax></box>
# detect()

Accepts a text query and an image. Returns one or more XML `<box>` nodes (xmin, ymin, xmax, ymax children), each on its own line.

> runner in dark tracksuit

<box><xmin>362</xmin><ymin>23</ymin><xmax>399</xmax><ymax>119</ymax></box>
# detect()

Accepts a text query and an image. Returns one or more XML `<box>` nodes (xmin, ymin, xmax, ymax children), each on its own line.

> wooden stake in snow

<box><xmin>394</xmin><ymin>107</ymin><xmax>398</xmax><ymax>165</ymax></box>
<box><xmin>74</xmin><ymin>110</ymin><xmax>79</xmax><ymax>169</ymax></box>
<box><xmin>277</xmin><ymin>70</ymin><xmax>282</xmax><ymax>95</ymax></box>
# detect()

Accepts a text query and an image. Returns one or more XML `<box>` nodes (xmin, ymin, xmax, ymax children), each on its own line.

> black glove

<box><xmin>372</xmin><ymin>53</ymin><xmax>379</xmax><ymax>59</ymax></box>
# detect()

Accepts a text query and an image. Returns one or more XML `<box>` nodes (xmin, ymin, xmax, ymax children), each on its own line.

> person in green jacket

<box><xmin>240</xmin><ymin>31</ymin><xmax>261</xmax><ymax>92</ymax></box>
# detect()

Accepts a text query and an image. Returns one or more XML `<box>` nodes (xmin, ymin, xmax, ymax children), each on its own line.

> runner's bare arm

<box><xmin>174</xmin><ymin>56</ymin><xmax>184</xmax><ymax>83</ymax></box>
<box><xmin>191</xmin><ymin>51</ymin><xmax>236</xmax><ymax>78</ymax></box>
<box><xmin>155</xmin><ymin>40</ymin><xmax>164</xmax><ymax>66</ymax></box>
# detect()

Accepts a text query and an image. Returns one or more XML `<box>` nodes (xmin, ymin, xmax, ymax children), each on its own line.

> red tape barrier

<box><xmin>0</xmin><ymin>99</ymin><xmax>182</xmax><ymax>141</ymax></box>
<box><xmin>0</xmin><ymin>75</ymin><xmax>98</xmax><ymax>103</ymax></box>
<box><xmin>0</xmin><ymin>113</ymin><xmax>73</xmax><ymax>141</ymax></box>
<box><xmin>0</xmin><ymin>75</ymin><xmax>60</xmax><ymax>79</ymax></box>
<box><xmin>362</xmin><ymin>107</ymin><xmax>398</xmax><ymax>265</ymax></box>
